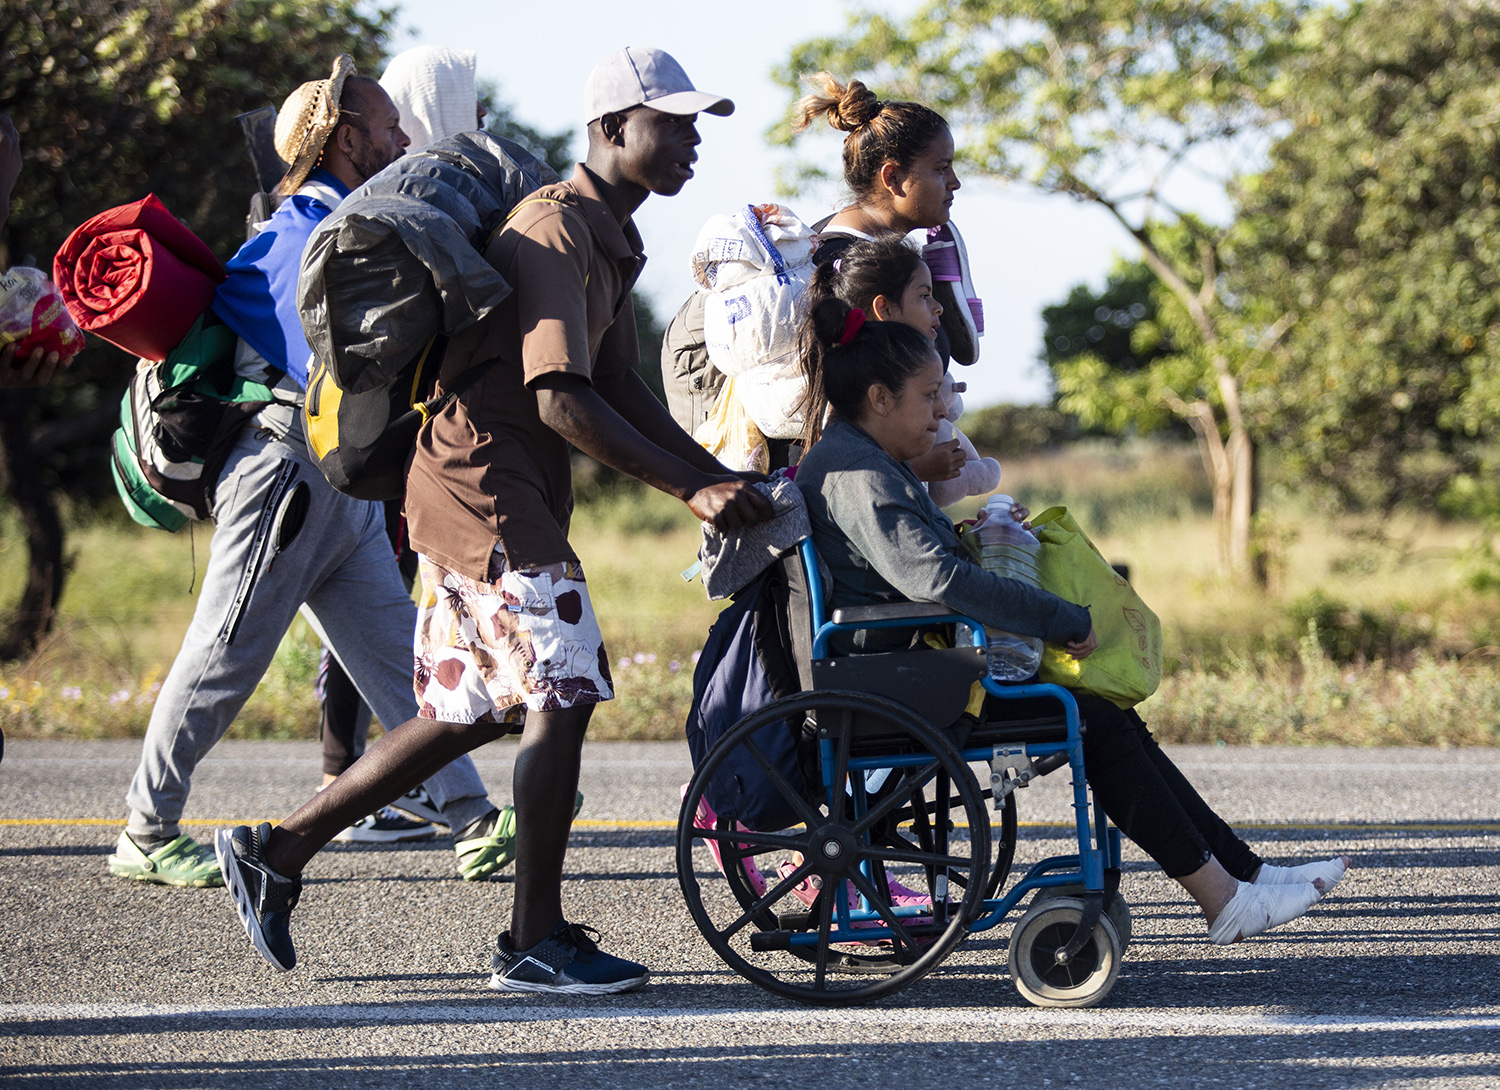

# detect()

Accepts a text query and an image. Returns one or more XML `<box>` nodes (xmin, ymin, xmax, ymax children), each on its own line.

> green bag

<box><xmin>110</xmin><ymin>312</ymin><xmax>272</xmax><ymax>531</ymax></box>
<box><xmin>1031</xmin><ymin>506</ymin><xmax>1162</xmax><ymax>708</ymax></box>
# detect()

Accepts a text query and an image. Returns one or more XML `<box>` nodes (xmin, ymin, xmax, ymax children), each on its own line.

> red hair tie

<box><xmin>838</xmin><ymin>307</ymin><xmax>866</xmax><ymax>346</ymax></box>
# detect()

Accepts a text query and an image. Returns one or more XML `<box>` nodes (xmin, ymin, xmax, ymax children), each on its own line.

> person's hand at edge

<box><xmin>909</xmin><ymin>438</ymin><xmax>964</xmax><ymax>482</ymax></box>
<box><xmin>1064</xmin><ymin>626</ymin><xmax>1098</xmax><ymax>660</ymax></box>
<box><xmin>0</xmin><ymin>342</ymin><xmax>76</xmax><ymax>388</ymax></box>
<box><xmin>686</xmin><ymin>476</ymin><xmax>775</xmax><ymax>532</ymax></box>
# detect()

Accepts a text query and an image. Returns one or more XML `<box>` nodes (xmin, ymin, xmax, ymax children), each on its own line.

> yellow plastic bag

<box><xmin>1031</xmin><ymin>506</ymin><xmax>1161</xmax><ymax>708</ymax></box>
<box><xmin>694</xmin><ymin>376</ymin><xmax>769</xmax><ymax>474</ymax></box>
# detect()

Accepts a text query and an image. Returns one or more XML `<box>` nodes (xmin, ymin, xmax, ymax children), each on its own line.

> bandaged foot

<box><xmin>1254</xmin><ymin>856</ymin><xmax>1349</xmax><ymax>892</ymax></box>
<box><xmin>1207</xmin><ymin>880</ymin><xmax>1323</xmax><ymax>945</ymax></box>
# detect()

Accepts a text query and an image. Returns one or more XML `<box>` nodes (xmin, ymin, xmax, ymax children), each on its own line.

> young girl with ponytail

<box><xmin>794</xmin><ymin>296</ymin><xmax>1349</xmax><ymax>946</ymax></box>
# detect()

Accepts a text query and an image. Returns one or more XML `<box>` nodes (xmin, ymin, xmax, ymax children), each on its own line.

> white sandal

<box><xmin>922</xmin><ymin>220</ymin><xmax>983</xmax><ymax>364</ymax></box>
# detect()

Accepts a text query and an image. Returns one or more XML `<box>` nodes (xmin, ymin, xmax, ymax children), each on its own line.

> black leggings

<box><xmin>318</xmin><ymin>499</ymin><xmax>420</xmax><ymax>778</ymax></box>
<box><xmin>985</xmin><ymin>690</ymin><xmax>1261</xmax><ymax>880</ymax></box>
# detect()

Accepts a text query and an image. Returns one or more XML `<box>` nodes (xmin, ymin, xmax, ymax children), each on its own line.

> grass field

<box><xmin>3</xmin><ymin>441</ymin><xmax>1498</xmax><ymax>746</ymax></box>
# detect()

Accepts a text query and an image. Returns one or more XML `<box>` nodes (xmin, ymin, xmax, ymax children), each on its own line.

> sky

<box><xmin>391</xmin><ymin>0</ymin><xmax>1145</xmax><ymax>408</ymax></box>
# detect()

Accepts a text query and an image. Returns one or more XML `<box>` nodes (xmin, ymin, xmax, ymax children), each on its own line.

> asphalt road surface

<box><xmin>2</xmin><ymin>738</ymin><xmax>1497</xmax><ymax>1089</ymax></box>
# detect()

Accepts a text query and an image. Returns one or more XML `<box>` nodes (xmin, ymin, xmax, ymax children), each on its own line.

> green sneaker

<box><xmin>454</xmin><ymin>792</ymin><xmax>584</xmax><ymax>881</ymax></box>
<box><xmin>108</xmin><ymin>830</ymin><xmax>223</xmax><ymax>888</ymax></box>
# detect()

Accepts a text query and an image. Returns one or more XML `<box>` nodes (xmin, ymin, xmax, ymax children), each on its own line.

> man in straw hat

<box><xmin>218</xmin><ymin>45</ymin><xmax>773</xmax><ymax>995</ymax></box>
<box><xmin>111</xmin><ymin>57</ymin><xmax>516</xmax><ymax>889</ymax></box>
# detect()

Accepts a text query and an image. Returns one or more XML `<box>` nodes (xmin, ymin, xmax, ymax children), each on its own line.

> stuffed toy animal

<box><xmin>928</xmin><ymin>373</ymin><xmax>1002</xmax><ymax>509</ymax></box>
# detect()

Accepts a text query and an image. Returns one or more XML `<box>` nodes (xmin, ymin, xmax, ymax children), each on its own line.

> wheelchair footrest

<box><xmin>750</xmin><ymin>930</ymin><xmax>795</xmax><ymax>952</ymax></box>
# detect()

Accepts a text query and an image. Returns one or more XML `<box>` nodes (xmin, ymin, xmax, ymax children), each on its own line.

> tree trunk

<box><xmin>0</xmin><ymin>390</ymin><xmax>66</xmax><ymax>660</ymax></box>
<box><xmin>1228</xmin><ymin>428</ymin><xmax>1257</xmax><ymax>582</ymax></box>
<box><xmin>1180</xmin><ymin>400</ymin><xmax>1236</xmax><ymax>575</ymax></box>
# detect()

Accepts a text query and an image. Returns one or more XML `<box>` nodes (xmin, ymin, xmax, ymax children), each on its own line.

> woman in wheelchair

<box><xmin>793</xmin><ymin>294</ymin><xmax>1349</xmax><ymax>945</ymax></box>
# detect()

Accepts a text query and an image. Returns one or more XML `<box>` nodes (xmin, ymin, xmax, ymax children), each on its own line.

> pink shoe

<box><xmin>884</xmin><ymin>874</ymin><xmax>934</xmax><ymax>908</ymax></box>
<box><xmin>777</xmin><ymin>859</ymin><xmax>823</xmax><ymax>908</ymax></box>
<box><xmin>682</xmin><ymin>784</ymin><xmax>767</xmax><ymax>898</ymax></box>
<box><xmin>776</xmin><ymin>861</ymin><xmax>935</xmax><ymax>930</ymax></box>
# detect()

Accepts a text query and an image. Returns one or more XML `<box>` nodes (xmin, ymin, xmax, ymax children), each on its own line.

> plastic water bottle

<box><xmin>976</xmin><ymin>494</ymin><xmax>1043</xmax><ymax>682</ymax></box>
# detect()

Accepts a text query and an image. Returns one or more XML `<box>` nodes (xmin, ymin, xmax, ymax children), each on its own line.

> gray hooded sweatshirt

<box><xmin>795</xmin><ymin>418</ymin><xmax>1092</xmax><ymax>650</ymax></box>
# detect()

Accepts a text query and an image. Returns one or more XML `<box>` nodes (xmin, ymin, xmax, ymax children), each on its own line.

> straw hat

<box><xmin>274</xmin><ymin>54</ymin><xmax>357</xmax><ymax>195</ymax></box>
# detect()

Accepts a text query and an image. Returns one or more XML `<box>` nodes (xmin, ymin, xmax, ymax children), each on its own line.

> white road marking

<box><xmin>3</xmin><ymin>1002</ymin><xmax>1498</xmax><ymax>1036</ymax></box>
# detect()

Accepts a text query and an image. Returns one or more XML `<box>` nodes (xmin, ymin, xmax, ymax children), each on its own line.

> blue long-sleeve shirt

<box><xmin>210</xmin><ymin>168</ymin><xmax>350</xmax><ymax>389</ymax></box>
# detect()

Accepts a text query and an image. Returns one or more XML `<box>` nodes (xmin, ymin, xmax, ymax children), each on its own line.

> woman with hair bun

<box><xmin>793</xmin><ymin>296</ymin><xmax>1350</xmax><ymax>947</ymax></box>
<box><xmin>793</xmin><ymin>74</ymin><xmax>977</xmax><ymax>365</ymax></box>
<box><xmin>661</xmin><ymin>74</ymin><xmax>971</xmax><ymax>479</ymax></box>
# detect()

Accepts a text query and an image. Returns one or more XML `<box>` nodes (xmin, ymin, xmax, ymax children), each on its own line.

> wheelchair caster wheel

<box><xmin>1008</xmin><ymin>895</ymin><xmax>1122</xmax><ymax>1008</ymax></box>
<box><xmin>1029</xmin><ymin>884</ymin><xmax>1132</xmax><ymax>952</ymax></box>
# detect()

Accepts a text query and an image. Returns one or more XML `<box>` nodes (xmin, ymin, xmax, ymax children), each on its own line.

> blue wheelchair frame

<box><xmin>794</xmin><ymin>538</ymin><xmax>1122</xmax><ymax>948</ymax></box>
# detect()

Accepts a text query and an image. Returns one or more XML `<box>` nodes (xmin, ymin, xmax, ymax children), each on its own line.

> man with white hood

<box><xmin>380</xmin><ymin>45</ymin><xmax>486</xmax><ymax>151</ymax></box>
<box><xmin>109</xmin><ymin>57</ymin><xmax>514</xmax><ymax>887</ymax></box>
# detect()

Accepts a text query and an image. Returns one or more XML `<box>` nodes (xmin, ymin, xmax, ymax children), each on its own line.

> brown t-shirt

<box><xmin>404</xmin><ymin>165</ymin><xmax>644</xmax><ymax>578</ymax></box>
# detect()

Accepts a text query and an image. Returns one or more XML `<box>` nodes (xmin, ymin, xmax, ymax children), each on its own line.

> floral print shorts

<box><xmin>413</xmin><ymin>547</ymin><xmax>614</xmax><ymax>725</ymax></box>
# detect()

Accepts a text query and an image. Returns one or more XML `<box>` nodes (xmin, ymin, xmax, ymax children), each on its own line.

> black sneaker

<box><xmin>215</xmin><ymin>823</ymin><xmax>301</xmax><ymax>971</ymax></box>
<box><xmin>390</xmin><ymin>784</ymin><xmax>445</xmax><ymax>826</ymax></box>
<box><xmin>489</xmin><ymin>923</ymin><xmax>650</xmax><ymax>995</ymax></box>
<box><xmin>331</xmin><ymin>806</ymin><xmax>437</xmax><ymax>844</ymax></box>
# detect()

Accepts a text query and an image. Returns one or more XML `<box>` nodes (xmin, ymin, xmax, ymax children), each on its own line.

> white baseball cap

<box><xmin>583</xmin><ymin>46</ymin><xmax>734</xmax><ymax>123</ymax></box>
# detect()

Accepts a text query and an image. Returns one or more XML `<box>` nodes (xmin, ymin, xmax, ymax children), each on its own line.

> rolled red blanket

<box><xmin>52</xmin><ymin>193</ymin><xmax>225</xmax><ymax>361</ymax></box>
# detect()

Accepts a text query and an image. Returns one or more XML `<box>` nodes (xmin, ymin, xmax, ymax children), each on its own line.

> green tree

<box><xmin>1237</xmin><ymin>0</ymin><xmax>1500</xmax><ymax>516</ymax></box>
<box><xmin>1042</xmin><ymin>260</ymin><xmax>1163</xmax><ymax>378</ymax></box>
<box><xmin>0</xmin><ymin>0</ymin><xmax>394</xmax><ymax>657</ymax></box>
<box><xmin>1039</xmin><ymin>258</ymin><xmax>1194</xmax><ymax>441</ymax></box>
<box><xmin>778</xmin><ymin>0</ymin><xmax>1306</xmax><ymax>580</ymax></box>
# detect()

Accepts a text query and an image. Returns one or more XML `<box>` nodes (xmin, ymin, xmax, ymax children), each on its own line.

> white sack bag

<box><xmin>689</xmin><ymin>204</ymin><xmax>815</xmax><ymax>293</ymax></box>
<box><xmin>733</xmin><ymin>358</ymin><xmax>807</xmax><ymax>439</ymax></box>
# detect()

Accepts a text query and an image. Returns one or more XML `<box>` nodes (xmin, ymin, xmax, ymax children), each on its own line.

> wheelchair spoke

<box><xmin>878</xmin><ymin>826</ymin><xmax>950</xmax><ymax>901</ymax></box>
<box><xmin>858</xmin><ymin>843</ymin><xmax>971</xmax><ymax>871</ymax></box>
<box><xmin>742</xmin><ymin>735</ymin><xmax>825</xmax><ymax>829</ymax></box>
<box><xmin>847</xmin><ymin>868</ymin><xmax>919</xmax><ymax>956</ymax></box>
<box><xmin>692</xmin><ymin>824</ymin><xmax>807</xmax><ymax>855</ymax></box>
<box><xmin>717</xmin><ymin>857</ymin><xmax>819</xmax><ymax>941</ymax></box>
<box><xmin>849</xmin><ymin>760</ymin><xmax>944</xmax><ymax>837</ymax></box>
<box><xmin>814</xmin><ymin>879</ymin><xmax>834</xmax><ymax>990</ymax></box>
<box><xmin>830</xmin><ymin>708</ymin><xmax>853</xmax><ymax>812</ymax></box>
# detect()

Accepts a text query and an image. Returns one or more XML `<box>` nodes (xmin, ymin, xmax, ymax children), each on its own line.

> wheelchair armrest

<box><xmin>830</xmin><ymin>602</ymin><xmax>957</xmax><ymax>625</ymax></box>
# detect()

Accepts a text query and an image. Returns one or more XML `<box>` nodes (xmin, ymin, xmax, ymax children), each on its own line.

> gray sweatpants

<box><xmin>125</xmin><ymin>426</ymin><xmax>491</xmax><ymax>840</ymax></box>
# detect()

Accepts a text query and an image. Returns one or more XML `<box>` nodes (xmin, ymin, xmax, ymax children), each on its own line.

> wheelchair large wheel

<box><xmin>677</xmin><ymin>690</ymin><xmax>991</xmax><ymax>1006</ymax></box>
<box><xmin>710</xmin><ymin>752</ymin><xmax>1014</xmax><ymax>977</ymax></box>
<box><xmin>1008</xmin><ymin>895</ymin><xmax>1122</xmax><ymax>1008</ymax></box>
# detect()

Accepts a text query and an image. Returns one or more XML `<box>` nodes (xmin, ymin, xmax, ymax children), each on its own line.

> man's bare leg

<box><xmin>265</xmin><ymin>715</ymin><xmax>509</xmax><ymax>877</ymax></box>
<box><xmin>508</xmin><ymin>704</ymin><xmax>593</xmax><ymax>949</ymax></box>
